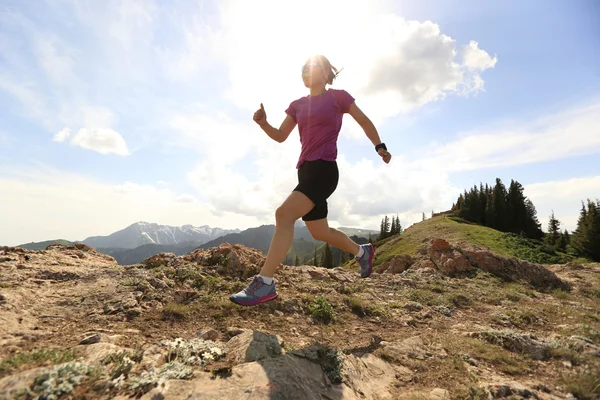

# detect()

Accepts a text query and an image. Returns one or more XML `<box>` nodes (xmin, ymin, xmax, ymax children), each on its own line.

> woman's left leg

<box><xmin>305</xmin><ymin>218</ymin><xmax>360</xmax><ymax>255</ymax></box>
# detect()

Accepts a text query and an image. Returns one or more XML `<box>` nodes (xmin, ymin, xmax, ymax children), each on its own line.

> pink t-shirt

<box><xmin>285</xmin><ymin>89</ymin><xmax>355</xmax><ymax>169</ymax></box>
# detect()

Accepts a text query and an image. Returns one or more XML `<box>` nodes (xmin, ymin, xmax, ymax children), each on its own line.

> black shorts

<box><xmin>293</xmin><ymin>159</ymin><xmax>339</xmax><ymax>221</ymax></box>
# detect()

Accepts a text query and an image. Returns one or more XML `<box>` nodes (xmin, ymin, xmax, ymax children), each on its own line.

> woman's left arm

<box><xmin>348</xmin><ymin>103</ymin><xmax>392</xmax><ymax>164</ymax></box>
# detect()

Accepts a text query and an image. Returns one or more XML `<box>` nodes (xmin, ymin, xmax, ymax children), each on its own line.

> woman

<box><xmin>230</xmin><ymin>55</ymin><xmax>392</xmax><ymax>306</ymax></box>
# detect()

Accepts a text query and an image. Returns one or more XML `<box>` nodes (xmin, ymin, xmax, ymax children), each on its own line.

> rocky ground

<box><xmin>0</xmin><ymin>241</ymin><xmax>598</xmax><ymax>399</ymax></box>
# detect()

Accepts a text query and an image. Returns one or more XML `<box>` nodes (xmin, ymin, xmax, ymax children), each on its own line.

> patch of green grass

<box><xmin>560</xmin><ymin>367</ymin><xmax>600</xmax><ymax>400</ymax></box>
<box><xmin>161</xmin><ymin>302</ymin><xmax>189</xmax><ymax>321</ymax></box>
<box><xmin>504</xmin><ymin>309</ymin><xmax>543</xmax><ymax>328</ymax></box>
<box><xmin>345</xmin><ymin>296</ymin><xmax>365</xmax><ymax>316</ymax></box>
<box><xmin>336</xmin><ymin>282</ymin><xmax>366</xmax><ymax>295</ymax></box>
<box><xmin>308</xmin><ymin>296</ymin><xmax>334</xmax><ymax>324</ymax></box>
<box><xmin>551</xmin><ymin>288</ymin><xmax>572</xmax><ymax>300</ymax></box>
<box><xmin>547</xmin><ymin>346</ymin><xmax>585</xmax><ymax>366</ymax></box>
<box><xmin>441</xmin><ymin>335</ymin><xmax>533</xmax><ymax>376</ymax></box>
<box><xmin>203</xmin><ymin>296</ymin><xmax>236</xmax><ymax>320</ymax></box>
<box><xmin>0</xmin><ymin>348</ymin><xmax>77</xmax><ymax>377</ymax></box>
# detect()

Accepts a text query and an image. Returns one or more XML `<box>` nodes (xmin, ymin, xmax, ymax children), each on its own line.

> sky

<box><xmin>1</xmin><ymin>0</ymin><xmax>599</xmax><ymax>246</ymax></box>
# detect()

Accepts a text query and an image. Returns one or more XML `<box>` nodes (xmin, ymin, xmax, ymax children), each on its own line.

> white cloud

<box><xmin>0</xmin><ymin>165</ymin><xmax>249</xmax><ymax>246</ymax></box>
<box><xmin>525</xmin><ymin>176</ymin><xmax>600</xmax><ymax>232</ymax></box>
<box><xmin>70</xmin><ymin>127</ymin><xmax>130</xmax><ymax>155</ymax></box>
<box><xmin>461</xmin><ymin>40</ymin><xmax>498</xmax><ymax>71</ymax></box>
<box><xmin>420</xmin><ymin>101</ymin><xmax>600</xmax><ymax>172</ymax></box>
<box><xmin>215</xmin><ymin>0</ymin><xmax>497</xmax><ymax>135</ymax></box>
<box><xmin>53</xmin><ymin>127</ymin><xmax>71</xmax><ymax>142</ymax></box>
<box><xmin>176</xmin><ymin>194</ymin><xmax>197</xmax><ymax>204</ymax></box>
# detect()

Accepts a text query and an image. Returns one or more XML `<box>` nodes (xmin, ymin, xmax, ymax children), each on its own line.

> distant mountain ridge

<box><xmin>81</xmin><ymin>222</ymin><xmax>239</xmax><ymax>250</ymax></box>
<box><xmin>16</xmin><ymin>222</ymin><xmax>377</xmax><ymax>266</ymax></box>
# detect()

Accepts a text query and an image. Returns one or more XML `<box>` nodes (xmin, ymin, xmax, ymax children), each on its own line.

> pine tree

<box><xmin>294</xmin><ymin>254</ymin><xmax>300</xmax><ymax>266</ymax></box>
<box><xmin>396</xmin><ymin>216</ymin><xmax>402</xmax><ymax>234</ymax></box>
<box><xmin>572</xmin><ymin>199</ymin><xmax>600</xmax><ymax>261</ymax></box>
<box><xmin>422</xmin><ymin>212</ymin><xmax>426</xmax><ymax>221</ymax></box>
<box><xmin>546</xmin><ymin>211</ymin><xmax>561</xmax><ymax>247</ymax></box>
<box><xmin>368</xmin><ymin>233</ymin><xmax>373</xmax><ymax>244</ymax></box>
<box><xmin>558</xmin><ymin>230</ymin><xmax>569</xmax><ymax>253</ymax></box>
<box><xmin>507</xmin><ymin>180</ymin><xmax>528</xmax><ymax>234</ymax></box>
<box><xmin>313</xmin><ymin>247</ymin><xmax>318</xmax><ymax>266</ymax></box>
<box><xmin>492</xmin><ymin>178</ymin><xmax>508</xmax><ymax>231</ymax></box>
<box><xmin>390</xmin><ymin>217</ymin><xmax>396</xmax><ymax>237</ymax></box>
<box><xmin>322</xmin><ymin>243</ymin><xmax>334</xmax><ymax>268</ymax></box>
<box><xmin>524</xmin><ymin>199</ymin><xmax>543</xmax><ymax>239</ymax></box>
<box><xmin>379</xmin><ymin>218</ymin><xmax>386</xmax><ymax>240</ymax></box>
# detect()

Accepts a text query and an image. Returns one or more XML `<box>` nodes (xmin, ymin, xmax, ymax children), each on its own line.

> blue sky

<box><xmin>1</xmin><ymin>0</ymin><xmax>599</xmax><ymax>246</ymax></box>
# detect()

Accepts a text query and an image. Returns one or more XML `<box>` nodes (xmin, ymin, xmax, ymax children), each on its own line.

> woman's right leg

<box><xmin>259</xmin><ymin>191</ymin><xmax>315</xmax><ymax>277</ymax></box>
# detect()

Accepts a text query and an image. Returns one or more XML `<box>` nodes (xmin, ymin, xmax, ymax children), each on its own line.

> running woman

<box><xmin>230</xmin><ymin>55</ymin><xmax>392</xmax><ymax>306</ymax></box>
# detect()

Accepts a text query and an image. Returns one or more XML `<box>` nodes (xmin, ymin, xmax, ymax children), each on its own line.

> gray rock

<box><xmin>80</xmin><ymin>334</ymin><xmax>102</xmax><ymax>345</ymax></box>
<box><xmin>198</xmin><ymin>329</ymin><xmax>219</xmax><ymax>341</ymax></box>
<box><xmin>226</xmin><ymin>330</ymin><xmax>283</xmax><ymax>364</ymax></box>
<box><xmin>472</xmin><ymin>330</ymin><xmax>550</xmax><ymax>360</ymax></box>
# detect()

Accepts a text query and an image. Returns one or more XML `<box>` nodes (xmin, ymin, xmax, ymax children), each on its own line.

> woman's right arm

<box><xmin>259</xmin><ymin>115</ymin><xmax>296</xmax><ymax>143</ymax></box>
<box><xmin>253</xmin><ymin>103</ymin><xmax>296</xmax><ymax>143</ymax></box>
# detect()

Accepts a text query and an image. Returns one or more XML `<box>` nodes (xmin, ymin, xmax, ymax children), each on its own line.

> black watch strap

<box><xmin>375</xmin><ymin>143</ymin><xmax>387</xmax><ymax>152</ymax></box>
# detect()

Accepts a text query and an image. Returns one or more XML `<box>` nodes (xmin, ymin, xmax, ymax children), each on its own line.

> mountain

<box><xmin>98</xmin><ymin>243</ymin><xmax>201</xmax><ymax>265</ymax></box>
<box><xmin>197</xmin><ymin>224</ymin><xmax>372</xmax><ymax>259</ymax></box>
<box><xmin>197</xmin><ymin>224</ymin><xmax>314</xmax><ymax>253</ymax></box>
<box><xmin>16</xmin><ymin>239</ymin><xmax>74</xmax><ymax>251</ymax></box>
<box><xmin>81</xmin><ymin>222</ymin><xmax>239</xmax><ymax>250</ymax></box>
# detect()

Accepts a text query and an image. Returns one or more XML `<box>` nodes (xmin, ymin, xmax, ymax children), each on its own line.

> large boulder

<box><xmin>375</xmin><ymin>255</ymin><xmax>413</xmax><ymax>274</ymax></box>
<box><xmin>462</xmin><ymin>246</ymin><xmax>571</xmax><ymax>290</ymax></box>
<box><xmin>427</xmin><ymin>239</ymin><xmax>474</xmax><ymax>276</ymax></box>
<box><xmin>225</xmin><ymin>330</ymin><xmax>283</xmax><ymax>364</ymax></box>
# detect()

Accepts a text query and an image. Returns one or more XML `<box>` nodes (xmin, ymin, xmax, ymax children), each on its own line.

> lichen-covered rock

<box><xmin>185</xmin><ymin>244</ymin><xmax>269</xmax><ymax>279</ymax></box>
<box><xmin>462</xmin><ymin>246</ymin><xmax>570</xmax><ymax>290</ymax></box>
<box><xmin>470</xmin><ymin>330</ymin><xmax>550</xmax><ymax>360</ymax></box>
<box><xmin>142</xmin><ymin>252</ymin><xmax>178</xmax><ymax>269</ymax></box>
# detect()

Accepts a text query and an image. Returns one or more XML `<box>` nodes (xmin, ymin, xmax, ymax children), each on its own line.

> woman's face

<box><xmin>302</xmin><ymin>58</ymin><xmax>327</xmax><ymax>88</ymax></box>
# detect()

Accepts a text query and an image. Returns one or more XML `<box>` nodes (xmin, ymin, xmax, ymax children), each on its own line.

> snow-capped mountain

<box><xmin>81</xmin><ymin>222</ymin><xmax>239</xmax><ymax>250</ymax></box>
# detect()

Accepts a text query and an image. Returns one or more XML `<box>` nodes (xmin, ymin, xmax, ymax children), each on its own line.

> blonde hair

<box><xmin>311</xmin><ymin>55</ymin><xmax>343</xmax><ymax>85</ymax></box>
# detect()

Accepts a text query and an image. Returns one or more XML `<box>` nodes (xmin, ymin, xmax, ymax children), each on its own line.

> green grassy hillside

<box><xmin>373</xmin><ymin>215</ymin><xmax>587</xmax><ymax>266</ymax></box>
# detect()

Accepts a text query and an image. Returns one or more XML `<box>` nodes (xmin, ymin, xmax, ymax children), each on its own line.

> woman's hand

<box><xmin>253</xmin><ymin>103</ymin><xmax>267</xmax><ymax>126</ymax></box>
<box><xmin>378</xmin><ymin>148</ymin><xmax>392</xmax><ymax>164</ymax></box>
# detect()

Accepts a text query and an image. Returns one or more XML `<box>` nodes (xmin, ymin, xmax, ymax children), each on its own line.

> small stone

<box><xmin>80</xmin><ymin>333</ymin><xmax>102</xmax><ymax>345</ymax></box>
<box><xmin>198</xmin><ymin>329</ymin><xmax>219</xmax><ymax>341</ymax></box>
<box><xmin>404</xmin><ymin>302</ymin><xmax>424</xmax><ymax>312</ymax></box>
<box><xmin>562</xmin><ymin>360</ymin><xmax>573</xmax><ymax>368</ymax></box>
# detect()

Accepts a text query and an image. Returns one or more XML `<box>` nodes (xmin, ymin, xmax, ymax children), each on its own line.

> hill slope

<box><xmin>374</xmin><ymin>215</ymin><xmax>582</xmax><ymax>266</ymax></box>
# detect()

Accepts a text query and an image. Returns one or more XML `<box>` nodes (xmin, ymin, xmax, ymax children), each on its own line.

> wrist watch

<box><xmin>375</xmin><ymin>143</ymin><xmax>387</xmax><ymax>152</ymax></box>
